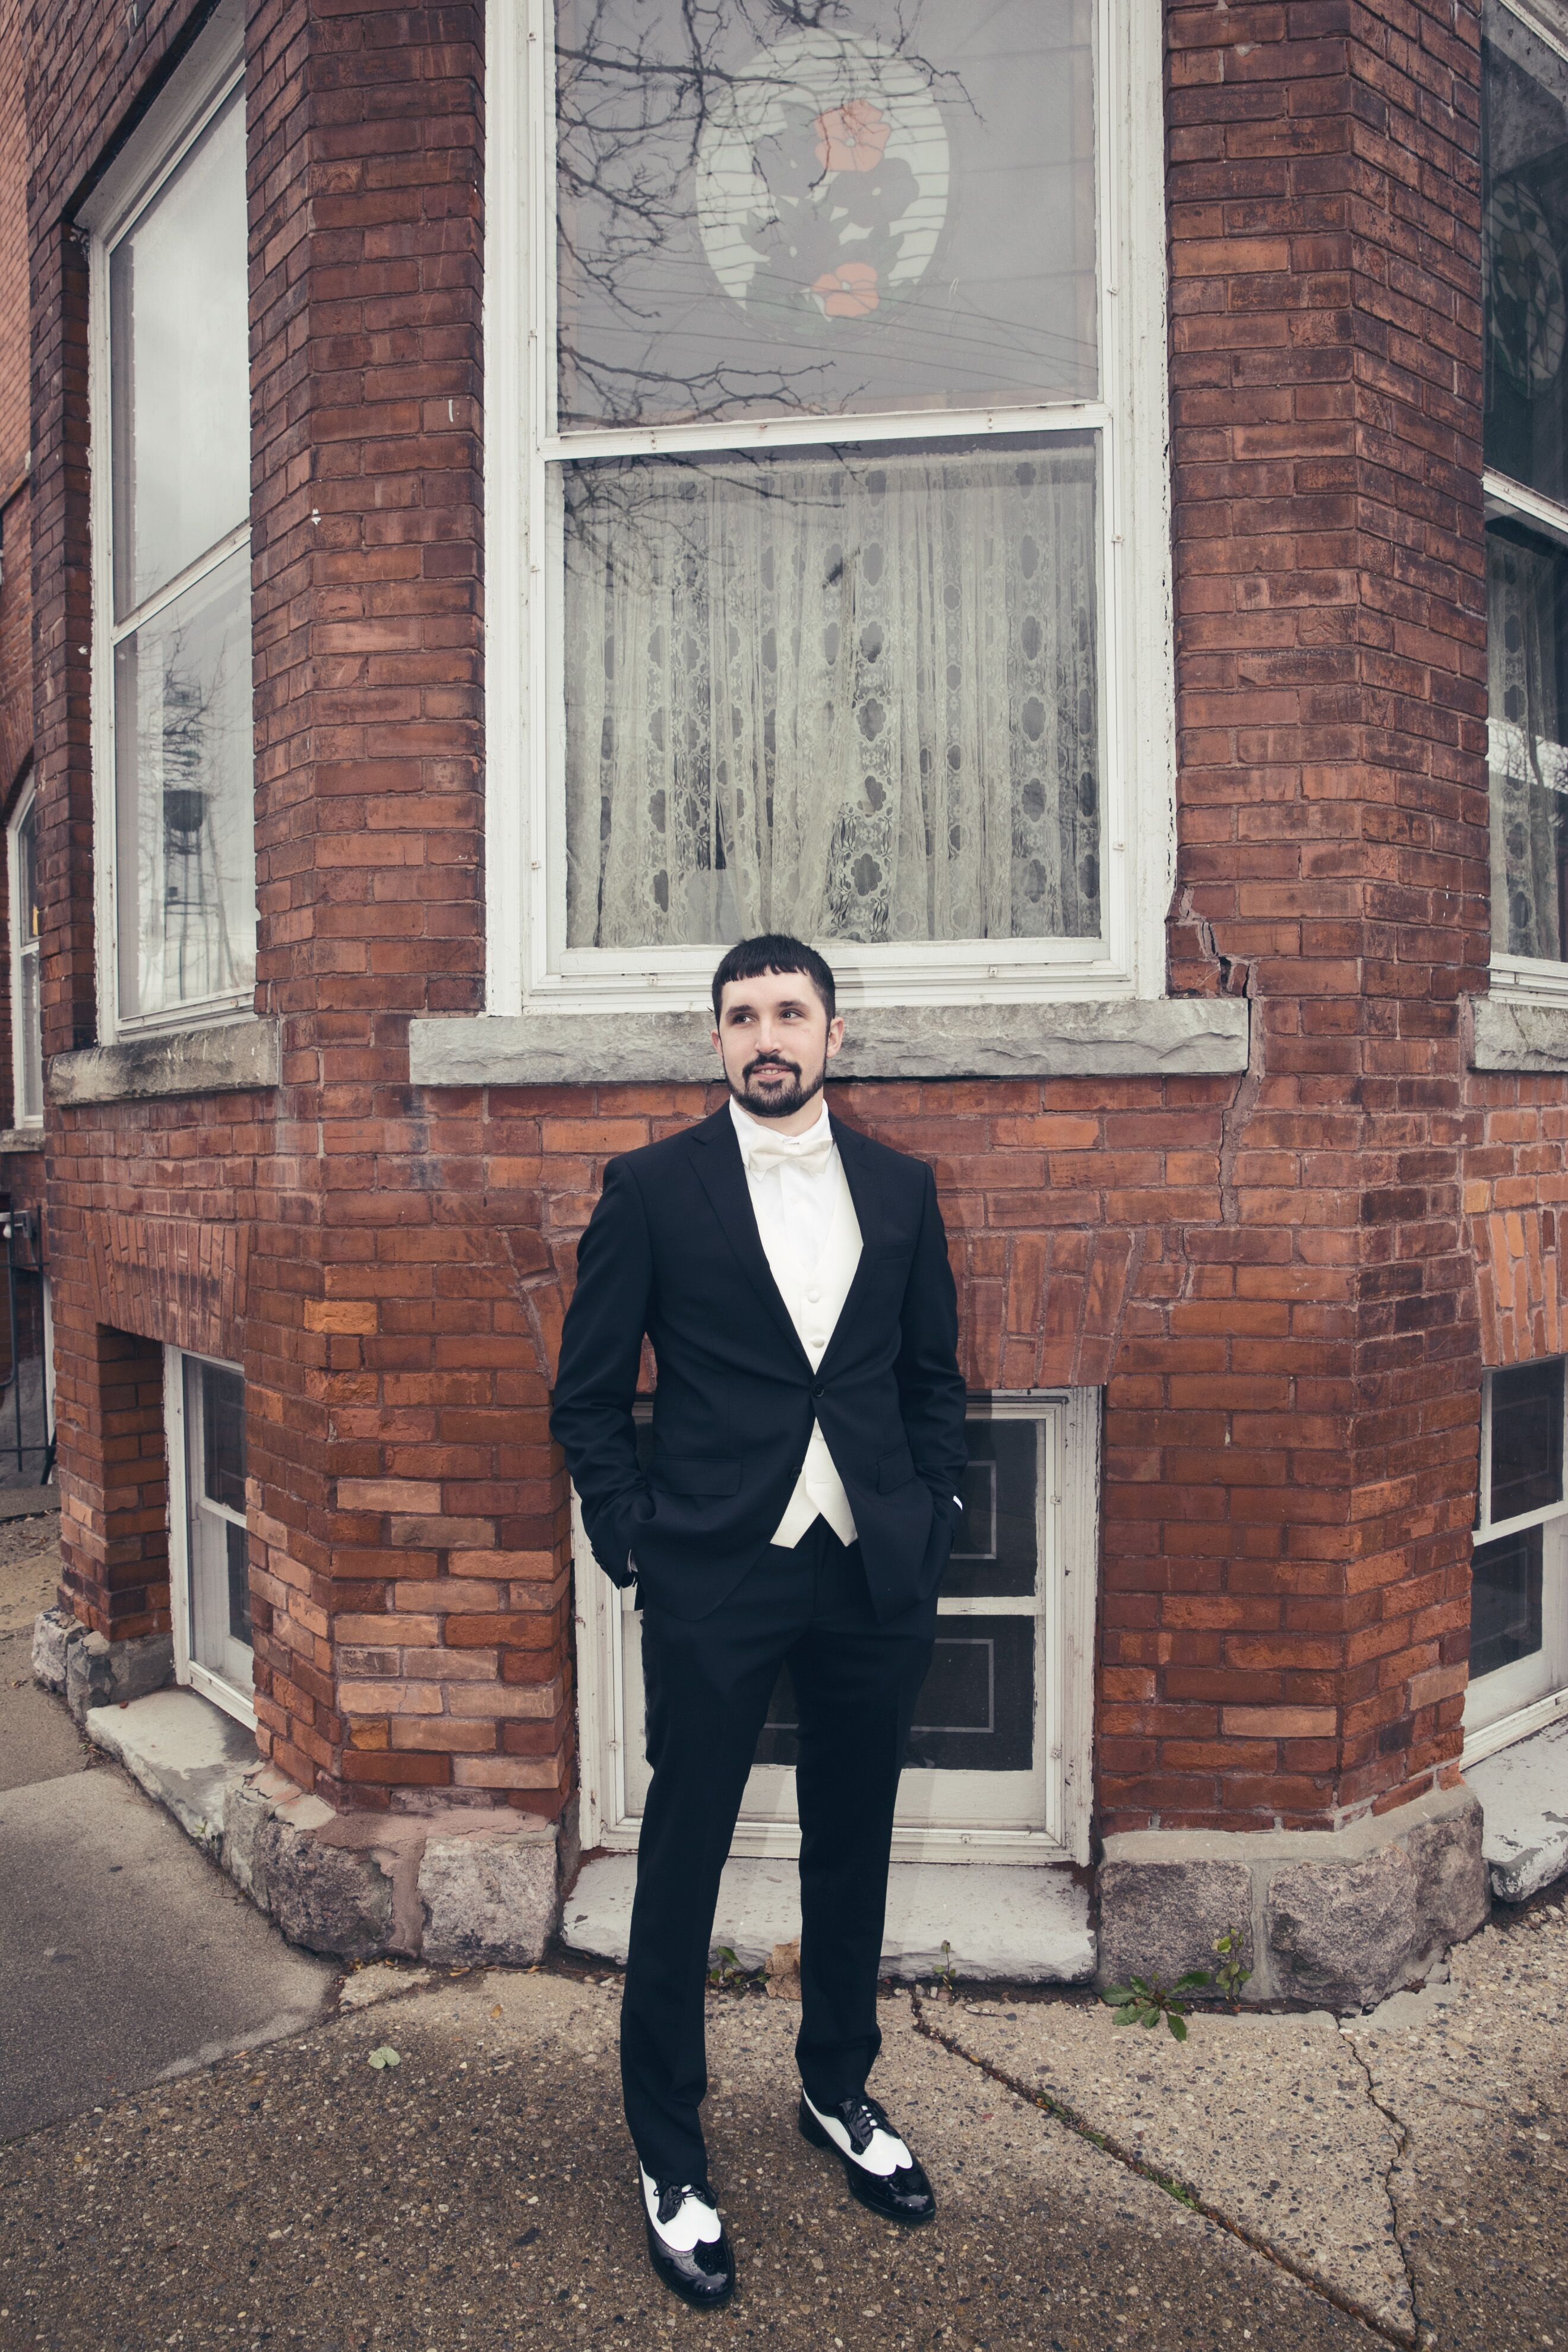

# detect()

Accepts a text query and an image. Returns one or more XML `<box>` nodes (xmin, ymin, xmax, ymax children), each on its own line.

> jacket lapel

<box><xmin>688</xmin><ymin>1108</ymin><xmax>813</xmax><ymax>1373</ymax></box>
<box><xmin>814</xmin><ymin>1117</ymin><xmax>884</xmax><ymax>1380</ymax></box>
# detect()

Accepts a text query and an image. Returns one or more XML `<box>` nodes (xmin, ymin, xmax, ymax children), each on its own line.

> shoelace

<box><xmin>656</xmin><ymin>2181</ymin><xmax>715</xmax><ymax>2227</ymax></box>
<box><xmin>839</xmin><ymin>2095</ymin><xmax>895</xmax><ymax>2153</ymax></box>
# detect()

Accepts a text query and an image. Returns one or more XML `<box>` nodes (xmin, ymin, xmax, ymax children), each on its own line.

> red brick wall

<box><xmin>1137</xmin><ymin>0</ymin><xmax>1489</xmax><ymax>1825</ymax></box>
<box><xmin>1465</xmin><ymin>1080</ymin><xmax>1568</xmax><ymax>1365</ymax></box>
<box><xmin>0</xmin><ymin>0</ymin><xmax>32</xmax><ymax>1134</ymax></box>
<box><xmin>20</xmin><ymin>0</ymin><xmax>1537</xmax><ymax>1847</ymax></box>
<box><xmin>23</xmin><ymin>0</ymin><xmax>255</xmax><ymax>1641</ymax></box>
<box><xmin>0</xmin><ymin>0</ymin><xmax>44</xmax><ymax>1345</ymax></box>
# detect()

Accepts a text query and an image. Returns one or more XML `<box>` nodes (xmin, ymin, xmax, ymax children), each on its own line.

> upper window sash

<box><xmin>1495</xmin><ymin>463</ymin><xmax>1568</xmax><ymax>988</ymax></box>
<box><xmin>8</xmin><ymin>785</ymin><xmax>41</xmax><ymax>1127</ymax></box>
<box><xmin>484</xmin><ymin>0</ymin><xmax>1174</xmax><ymax>1018</ymax></box>
<box><xmin>1476</xmin><ymin>1359</ymin><xmax>1568</xmax><ymax>1542</ymax></box>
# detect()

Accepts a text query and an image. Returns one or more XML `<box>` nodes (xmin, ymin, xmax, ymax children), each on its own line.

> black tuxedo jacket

<box><xmin>549</xmin><ymin>1105</ymin><xmax>968</xmax><ymax>1623</ymax></box>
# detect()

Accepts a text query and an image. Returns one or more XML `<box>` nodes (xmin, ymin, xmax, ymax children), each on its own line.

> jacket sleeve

<box><xmin>894</xmin><ymin>1164</ymin><xmax>969</xmax><ymax>1515</ymax></box>
<box><xmin>548</xmin><ymin>1156</ymin><xmax>654</xmax><ymax>1588</ymax></box>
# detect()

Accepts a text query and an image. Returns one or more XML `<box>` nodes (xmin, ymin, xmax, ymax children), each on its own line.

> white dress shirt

<box><xmin>729</xmin><ymin>1096</ymin><xmax>861</xmax><ymax>1547</ymax></box>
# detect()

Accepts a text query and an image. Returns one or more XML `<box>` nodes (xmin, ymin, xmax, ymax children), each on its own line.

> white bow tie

<box><xmin>742</xmin><ymin>1123</ymin><xmax>836</xmax><ymax>1180</ymax></box>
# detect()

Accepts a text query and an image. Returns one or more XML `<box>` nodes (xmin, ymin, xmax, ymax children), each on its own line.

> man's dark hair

<box><xmin>711</xmin><ymin>933</ymin><xmax>836</xmax><ymax>1025</ymax></box>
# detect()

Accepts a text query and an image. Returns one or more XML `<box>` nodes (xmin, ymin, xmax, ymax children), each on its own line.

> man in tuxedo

<box><xmin>550</xmin><ymin>934</ymin><xmax>968</xmax><ymax>2309</ymax></box>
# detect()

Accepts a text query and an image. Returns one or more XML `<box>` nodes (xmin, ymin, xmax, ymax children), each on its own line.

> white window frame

<box><xmin>79</xmin><ymin>0</ymin><xmax>251</xmax><ymax>1046</ymax></box>
<box><xmin>483</xmin><ymin>0</ymin><xmax>1175</xmax><ymax>1022</ymax></box>
<box><xmin>574</xmin><ymin>1389</ymin><xmax>1099</xmax><ymax>1867</ymax></box>
<box><xmin>165</xmin><ymin>1342</ymin><xmax>256</xmax><ymax>1731</ymax></box>
<box><xmin>1462</xmin><ymin>1360</ymin><xmax>1568</xmax><ymax>1763</ymax></box>
<box><xmin>8</xmin><ymin>779</ymin><xmax>41</xmax><ymax>1127</ymax></box>
<box><xmin>1483</xmin><ymin>0</ymin><xmax>1568</xmax><ymax>1004</ymax></box>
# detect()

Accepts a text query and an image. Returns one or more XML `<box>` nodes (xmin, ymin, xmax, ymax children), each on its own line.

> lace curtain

<box><xmin>563</xmin><ymin>440</ymin><xmax>1100</xmax><ymax>950</ymax></box>
<box><xmin>1488</xmin><ymin>530</ymin><xmax>1568</xmax><ymax>960</ymax></box>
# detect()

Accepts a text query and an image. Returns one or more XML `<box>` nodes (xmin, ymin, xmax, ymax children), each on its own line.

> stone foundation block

<box><xmin>62</xmin><ymin>1625</ymin><xmax>173</xmax><ymax>1724</ymax></box>
<box><xmin>1409</xmin><ymin>1803</ymin><xmax>1490</xmax><ymax>1945</ymax></box>
<box><xmin>30</xmin><ymin>1605</ymin><xmax>81</xmax><ymax>1694</ymax></box>
<box><xmin>1099</xmin><ymin>1787</ymin><xmax>1489</xmax><ymax>2013</ymax></box>
<box><xmin>419</xmin><ymin>1823</ymin><xmax>558</xmax><ymax>1965</ymax></box>
<box><xmin>1266</xmin><ymin>1845</ymin><xmax>1422</xmax><ymax>2010</ymax></box>
<box><xmin>221</xmin><ymin>1775</ymin><xmax>276</xmax><ymax>1907</ymax></box>
<box><xmin>1098</xmin><ymin>1860</ymin><xmax>1253</xmax><ymax>1993</ymax></box>
<box><xmin>255</xmin><ymin>1812</ymin><xmax>397</xmax><ymax>1961</ymax></box>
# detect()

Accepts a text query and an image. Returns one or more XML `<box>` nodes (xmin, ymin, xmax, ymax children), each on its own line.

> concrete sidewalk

<box><xmin>0</xmin><ymin>1524</ymin><xmax>334</xmax><ymax>2142</ymax></box>
<box><xmin>2</xmin><ymin>1927</ymin><xmax>1565</xmax><ymax>2351</ymax></box>
<box><xmin>0</xmin><ymin>1966</ymin><xmax>1371</xmax><ymax>2352</ymax></box>
<box><xmin>4</xmin><ymin>1515</ymin><xmax>1566</xmax><ymax>2350</ymax></box>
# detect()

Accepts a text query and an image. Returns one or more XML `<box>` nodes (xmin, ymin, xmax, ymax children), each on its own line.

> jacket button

<box><xmin>811</xmin><ymin>1382</ymin><xmax>824</xmax><ymax>1398</ymax></box>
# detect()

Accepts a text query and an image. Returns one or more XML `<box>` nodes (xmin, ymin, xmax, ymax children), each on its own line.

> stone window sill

<box><xmin>0</xmin><ymin>1127</ymin><xmax>43</xmax><ymax>1153</ymax></box>
<box><xmin>48</xmin><ymin>1017</ymin><xmax>280</xmax><ymax>1107</ymax></box>
<box><xmin>1468</xmin><ymin>994</ymin><xmax>1568</xmax><ymax>1073</ymax></box>
<box><xmin>408</xmin><ymin>1000</ymin><xmax>1251</xmax><ymax>1088</ymax></box>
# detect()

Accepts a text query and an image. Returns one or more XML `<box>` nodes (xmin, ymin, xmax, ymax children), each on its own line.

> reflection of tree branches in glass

<box><xmin>140</xmin><ymin>622</ymin><xmax>242</xmax><ymax>1007</ymax></box>
<box><xmin>564</xmin><ymin>443</ymin><xmax>855</xmax><ymax>593</ymax></box>
<box><xmin>556</xmin><ymin>0</ymin><xmax>968</xmax><ymax>424</ymax></box>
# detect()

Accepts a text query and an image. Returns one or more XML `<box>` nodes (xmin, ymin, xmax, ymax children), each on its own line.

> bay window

<box><xmin>486</xmin><ymin>0</ymin><xmax>1172</xmax><ymax>1016</ymax></box>
<box><xmin>1485</xmin><ymin>0</ymin><xmax>1568</xmax><ymax>992</ymax></box>
<box><xmin>84</xmin><ymin>12</ymin><xmax>254</xmax><ymax>1038</ymax></box>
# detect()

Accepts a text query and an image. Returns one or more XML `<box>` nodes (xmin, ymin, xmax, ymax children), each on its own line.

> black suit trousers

<box><xmin>621</xmin><ymin>1518</ymin><xmax>935</xmax><ymax>2185</ymax></box>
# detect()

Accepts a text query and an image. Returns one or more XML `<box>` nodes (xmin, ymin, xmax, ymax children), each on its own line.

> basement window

<box><xmin>574</xmin><ymin>1390</ymin><xmax>1099</xmax><ymax>1864</ymax></box>
<box><xmin>1465</xmin><ymin>1357</ymin><xmax>1568</xmax><ymax>1762</ymax></box>
<box><xmin>166</xmin><ymin>1346</ymin><xmax>254</xmax><ymax>1727</ymax></box>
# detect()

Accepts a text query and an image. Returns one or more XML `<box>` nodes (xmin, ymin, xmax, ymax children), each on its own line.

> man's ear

<box><xmin>824</xmin><ymin>1015</ymin><xmax>846</xmax><ymax>1061</ymax></box>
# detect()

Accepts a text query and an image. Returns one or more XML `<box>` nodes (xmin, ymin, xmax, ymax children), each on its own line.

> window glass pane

<box><xmin>556</xmin><ymin>0</ymin><xmax>1097</xmax><ymax>427</ymax></box>
<box><xmin>113</xmin><ymin>546</ymin><xmax>255</xmax><ymax>1020</ymax></box>
<box><xmin>1471</xmin><ymin>1523</ymin><xmax>1545</xmax><ymax>1678</ymax></box>
<box><xmin>755</xmin><ymin>1616</ymin><xmax>1033</xmax><ymax>1772</ymax></box>
<box><xmin>1490</xmin><ymin>1357</ymin><xmax>1564</xmax><ymax>1522</ymax></box>
<box><xmin>109</xmin><ymin>87</ymin><xmax>248</xmax><ymax>618</ymax></box>
<box><xmin>944</xmin><ymin>1418</ymin><xmax>1037</xmax><ymax>1598</ymax></box>
<box><xmin>1488</xmin><ymin>520</ymin><xmax>1568</xmax><ymax>960</ymax></box>
<box><xmin>564</xmin><ymin>435</ymin><xmax>1099</xmax><ymax>948</ymax></box>
<box><xmin>17</xmin><ymin>799</ymin><xmax>37</xmax><ymax>938</ymax></box>
<box><xmin>18</xmin><ymin>944</ymin><xmax>40</xmax><ymax>1123</ymax></box>
<box><xmin>202</xmin><ymin>1361</ymin><xmax>246</xmax><ymax>1512</ymax></box>
<box><xmin>226</xmin><ymin>1518</ymin><xmax>253</xmax><ymax>1645</ymax></box>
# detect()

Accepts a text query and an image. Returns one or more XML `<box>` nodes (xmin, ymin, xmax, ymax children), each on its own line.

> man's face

<box><xmin>712</xmin><ymin>968</ymin><xmax>845</xmax><ymax>1126</ymax></box>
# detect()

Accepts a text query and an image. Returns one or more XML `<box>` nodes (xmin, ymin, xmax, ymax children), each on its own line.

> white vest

<box><xmin>753</xmin><ymin>1153</ymin><xmax>863</xmax><ymax>1547</ymax></box>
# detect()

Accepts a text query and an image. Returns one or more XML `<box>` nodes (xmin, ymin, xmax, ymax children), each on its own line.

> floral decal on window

<box><xmin>814</xmin><ymin>98</ymin><xmax>892</xmax><ymax>173</ymax></box>
<box><xmin>696</xmin><ymin>32</ymin><xmax>950</xmax><ymax>334</ymax></box>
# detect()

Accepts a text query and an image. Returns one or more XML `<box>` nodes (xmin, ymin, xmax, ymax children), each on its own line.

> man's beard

<box><xmin>730</xmin><ymin>1052</ymin><xmax>825</xmax><ymax>1121</ymax></box>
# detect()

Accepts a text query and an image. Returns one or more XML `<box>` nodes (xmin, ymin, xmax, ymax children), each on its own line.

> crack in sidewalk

<box><xmin>910</xmin><ymin>1991</ymin><xmax>1415</xmax><ymax>2350</ymax></box>
<box><xmin>1341</xmin><ymin>2031</ymin><xmax>1430</xmax><ymax>2351</ymax></box>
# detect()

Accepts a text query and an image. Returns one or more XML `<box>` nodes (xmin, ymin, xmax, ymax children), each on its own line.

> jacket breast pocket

<box><xmin>875</xmin><ymin>1445</ymin><xmax>918</xmax><ymax>1493</ymax></box>
<box><xmin>652</xmin><ymin>1454</ymin><xmax>742</xmax><ymax>1496</ymax></box>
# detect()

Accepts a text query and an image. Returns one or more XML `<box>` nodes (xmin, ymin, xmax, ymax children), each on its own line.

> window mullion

<box><xmin>108</xmin><ymin>517</ymin><xmax>252</xmax><ymax>647</ymax></box>
<box><xmin>541</xmin><ymin>402</ymin><xmax>1112</xmax><ymax>466</ymax></box>
<box><xmin>1484</xmin><ymin>467</ymin><xmax>1568</xmax><ymax>548</ymax></box>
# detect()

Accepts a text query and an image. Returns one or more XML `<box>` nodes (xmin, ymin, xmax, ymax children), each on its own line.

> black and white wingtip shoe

<box><xmin>799</xmin><ymin>2091</ymin><xmax>937</xmax><ymax>2225</ymax></box>
<box><xmin>638</xmin><ymin>2168</ymin><xmax>736</xmax><ymax>2309</ymax></box>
